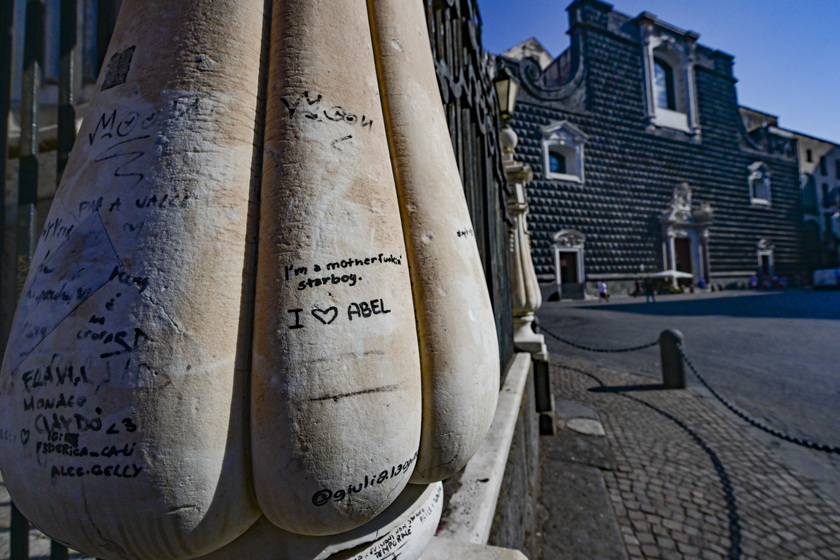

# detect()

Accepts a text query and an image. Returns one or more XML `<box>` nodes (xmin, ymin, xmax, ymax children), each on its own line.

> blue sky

<box><xmin>478</xmin><ymin>0</ymin><xmax>840</xmax><ymax>144</ymax></box>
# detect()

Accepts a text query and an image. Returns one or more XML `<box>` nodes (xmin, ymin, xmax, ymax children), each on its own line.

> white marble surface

<box><xmin>196</xmin><ymin>483</ymin><xmax>442</xmax><ymax>560</ymax></box>
<box><xmin>251</xmin><ymin>0</ymin><xmax>422</xmax><ymax>536</ymax></box>
<box><xmin>1</xmin><ymin>0</ymin><xmax>504</xmax><ymax>555</ymax></box>
<box><xmin>0</xmin><ymin>1</ymin><xmax>267</xmax><ymax>557</ymax></box>
<box><xmin>369</xmin><ymin>0</ymin><xmax>500</xmax><ymax>485</ymax></box>
<box><xmin>421</xmin><ymin>538</ymin><xmax>528</xmax><ymax>560</ymax></box>
<box><xmin>435</xmin><ymin>353</ymin><xmax>532</xmax><ymax>545</ymax></box>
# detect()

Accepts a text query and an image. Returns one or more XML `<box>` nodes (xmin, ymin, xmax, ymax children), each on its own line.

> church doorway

<box><xmin>558</xmin><ymin>251</ymin><xmax>579</xmax><ymax>284</ymax></box>
<box><xmin>674</xmin><ymin>238</ymin><xmax>692</xmax><ymax>274</ymax></box>
<box><xmin>552</xmin><ymin>230</ymin><xmax>586</xmax><ymax>299</ymax></box>
<box><xmin>659</xmin><ymin>183</ymin><xmax>713</xmax><ymax>286</ymax></box>
<box><xmin>760</xmin><ymin>254</ymin><xmax>772</xmax><ymax>276</ymax></box>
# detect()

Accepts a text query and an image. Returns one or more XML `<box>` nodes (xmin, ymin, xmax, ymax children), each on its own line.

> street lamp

<box><xmin>493</xmin><ymin>60</ymin><xmax>520</xmax><ymax>125</ymax></box>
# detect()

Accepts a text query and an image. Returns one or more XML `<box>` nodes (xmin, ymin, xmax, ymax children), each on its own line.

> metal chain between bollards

<box><xmin>676</xmin><ymin>344</ymin><xmax>840</xmax><ymax>455</ymax></box>
<box><xmin>541</xmin><ymin>326</ymin><xmax>659</xmax><ymax>353</ymax></box>
<box><xmin>541</xmin><ymin>323</ymin><xmax>840</xmax><ymax>455</ymax></box>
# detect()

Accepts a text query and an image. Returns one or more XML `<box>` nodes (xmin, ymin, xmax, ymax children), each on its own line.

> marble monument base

<box><xmin>197</xmin><ymin>482</ymin><xmax>443</xmax><ymax>560</ymax></box>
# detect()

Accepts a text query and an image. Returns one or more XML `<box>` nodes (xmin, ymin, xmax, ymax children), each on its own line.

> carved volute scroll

<box><xmin>553</xmin><ymin>229</ymin><xmax>586</xmax><ymax>249</ymax></box>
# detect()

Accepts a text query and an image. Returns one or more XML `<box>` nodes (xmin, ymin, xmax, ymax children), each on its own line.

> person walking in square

<box><xmin>644</xmin><ymin>278</ymin><xmax>656</xmax><ymax>303</ymax></box>
<box><xmin>598</xmin><ymin>281</ymin><xmax>610</xmax><ymax>302</ymax></box>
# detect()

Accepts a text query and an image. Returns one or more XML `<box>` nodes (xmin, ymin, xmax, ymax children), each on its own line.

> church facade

<box><xmin>500</xmin><ymin>0</ymin><xmax>804</xmax><ymax>297</ymax></box>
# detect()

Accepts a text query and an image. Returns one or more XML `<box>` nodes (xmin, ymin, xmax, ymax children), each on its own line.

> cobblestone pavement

<box><xmin>542</xmin><ymin>354</ymin><xmax>840</xmax><ymax>560</ymax></box>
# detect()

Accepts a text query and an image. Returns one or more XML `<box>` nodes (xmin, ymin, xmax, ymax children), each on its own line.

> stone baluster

<box><xmin>501</xmin><ymin>126</ymin><xmax>556</xmax><ymax>435</ymax></box>
<box><xmin>501</xmin><ymin>127</ymin><xmax>543</xmax><ymax>352</ymax></box>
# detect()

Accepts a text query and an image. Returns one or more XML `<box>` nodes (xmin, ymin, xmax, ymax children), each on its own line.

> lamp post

<box><xmin>495</xmin><ymin>60</ymin><xmax>556</xmax><ymax>434</ymax></box>
<box><xmin>494</xmin><ymin>61</ymin><xmax>519</xmax><ymax>126</ymax></box>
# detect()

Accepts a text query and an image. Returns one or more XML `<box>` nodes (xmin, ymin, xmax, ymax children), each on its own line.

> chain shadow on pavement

<box><xmin>574</xmin><ymin>367</ymin><xmax>744</xmax><ymax>560</ymax></box>
<box><xmin>590</xmin><ymin>383</ymin><xmax>667</xmax><ymax>393</ymax></box>
<box><xmin>562</xmin><ymin>291</ymin><xmax>840</xmax><ymax>321</ymax></box>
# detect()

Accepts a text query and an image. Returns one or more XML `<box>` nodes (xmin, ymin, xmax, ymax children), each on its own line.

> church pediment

<box><xmin>552</xmin><ymin>229</ymin><xmax>586</xmax><ymax>248</ymax></box>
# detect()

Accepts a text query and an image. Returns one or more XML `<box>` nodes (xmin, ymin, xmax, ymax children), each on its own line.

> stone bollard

<box><xmin>659</xmin><ymin>329</ymin><xmax>686</xmax><ymax>389</ymax></box>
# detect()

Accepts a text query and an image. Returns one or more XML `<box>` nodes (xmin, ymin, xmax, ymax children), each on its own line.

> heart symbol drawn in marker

<box><xmin>312</xmin><ymin>307</ymin><xmax>338</xmax><ymax>325</ymax></box>
<box><xmin>20</xmin><ymin>429</ymin><xmax>30</xmax><ymax>445</ymax></box>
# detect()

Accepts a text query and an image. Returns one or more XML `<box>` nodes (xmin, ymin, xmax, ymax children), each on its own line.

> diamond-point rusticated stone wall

<box><xmin>501</xmin><ymin>0</ymin><xmax>804</xmax><ymax>295</ymax></box>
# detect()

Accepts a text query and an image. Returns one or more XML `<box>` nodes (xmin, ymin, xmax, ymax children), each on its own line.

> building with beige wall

<box><xmin>740</xmin><ymin>107</ymin><xmax>840</xmax><ymax>270</ymax></box>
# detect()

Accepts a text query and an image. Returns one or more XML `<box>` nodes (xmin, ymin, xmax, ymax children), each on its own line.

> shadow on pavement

<box><xmin>575</xmin><ymin>365</ymin><xmax>743</xmax><ymax>559</ymax></box>
<box><xmin>589</xmin><ymin>383</ymin><xmax>667</xmax><ymax>393</ymax></box>
<box><xmin>571</xmin><ymin>291</ymin><xmax>840</xmax><ymax>321</ymax></box>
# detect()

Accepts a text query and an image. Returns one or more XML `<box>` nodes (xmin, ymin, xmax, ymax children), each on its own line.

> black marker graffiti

<box><xmin>40</xmin><ymin>217</ymin><xmax>75</xmax><ymax>242</ymax></box>
<box><xmin>285</xmin><ymin>300</ymin><xmax>390</xmax><ymax>329</ymax></box>
<box><xmin>50</xmin><ymin>463</ymin><xmax>143</xmax><ymax>479</ymax></box>
<box><xmin>331</xmin><ymin>135</ymin><xmax>353</xmax><ymax>151</ymax></box>
<box><xmin>280</xmin><ymin>90</ymin><xmax>374</xmax><ymax>131</ymax></box>
<box><xmin>311</xmin><ymin>453</ymin><xmax>418</xmax><ymax>507</ymax></box>
<box><xmin>297</xmin><ymin>273</ymin><xmax>358</xmax><ymax>291</ymax></box>
<box><xmin>21</xmin><ymin>363</ymin><xmax>91</xmax><ymax>393</ymax></box>
<box><xmin>284</xmin><ymin>254</ymin><xmax>403</xmax><ymax>291</ymax></box>
<box><xmin>36</xmin><ymin>441</ymin><xmax>136</xmax><ymax>459</ymax></box>
<box><xmin>312</xmin><ymin>307</ymin><xmax>338</xmax><ymax>325</ymax></box>
<box><xmin>288</xmin><ymin>309</ymin><xmax>305</xmax><ymax>329</ymax></box>
<box><xmin>93</xmin><ymin>136</ymin><xmax>150</xmax><ymax>190</ymax></box>
<box><xmin>108</xmin><ymin>265</ymin><xmax>149</xmax><ymax>293</ymax></box>
<box><xmin>326</xmin><ymin>254</ymin><xmax>402</xmax><ymax>270</ymax></box>
<box><xmin>23</xmin><ymin>393</ymin><xmax>87</xmax><ymax>411</ymax></box>
<box><xmin>347</xmin><ymin>299</ymin><xmax>391</xmax><ymax>321</ymax></box>
<box><xmin>87</xmin><ymin>108</ymin><xmax>155</xmax><ymax>147</ymax></box>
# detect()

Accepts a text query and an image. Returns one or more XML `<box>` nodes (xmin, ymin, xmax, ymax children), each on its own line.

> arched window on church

<box><xmin>541</xmin><ymin>121</ymin><xmax>588</xmax><ymax>183</ymax></box>
<box><xmin>638</xmin><ymin>15</ymin><xmax>700</xmax><ymax>135</ymax></box>
<box><xmin>548</xmin><ymin>150</ymin><xmax>567</xmax><ymax>175</ymax></box>
<box><xmin>748</xmin><ymin>162</ymin><xmax>772</xmax><ymax>206</ymax></box>
<box><xmin>654</xmin><ymin>59</ymin><xmax>676</xmax><ymax>110</ymax></box>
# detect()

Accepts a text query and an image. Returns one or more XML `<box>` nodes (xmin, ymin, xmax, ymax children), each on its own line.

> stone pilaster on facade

<box><xmin>700</xmin><ymin>229</ymin><xmax>712</xmax><ymax>281</ymax></box>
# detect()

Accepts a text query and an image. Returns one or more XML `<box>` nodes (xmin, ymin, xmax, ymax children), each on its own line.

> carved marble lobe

<box><xmin>193</xmin><ymin>483</ymin><xmax>443</xmax><ymax>560</ymax></box>
<box><xmin>251</xmin><ymin>0</ymin><xmax>422</xmax><ymax>536</ymax></box>
<box><xmin>0</xmin><ymin>1</ymin><xmax>266</xmax><ymax>558</ymax></box>
<box><xmin>369</xmin><ymin>0</ymin><xmax>500</xmax><ymax>484</ymax></box>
